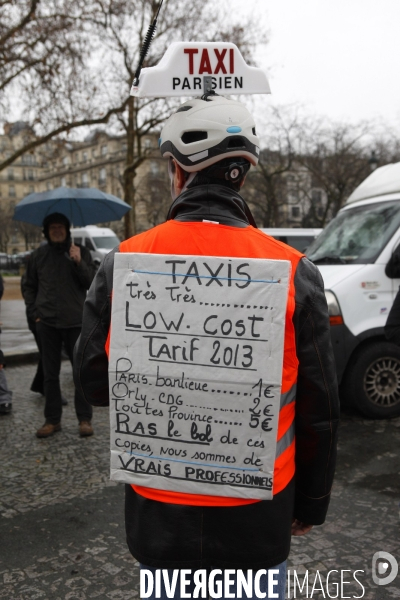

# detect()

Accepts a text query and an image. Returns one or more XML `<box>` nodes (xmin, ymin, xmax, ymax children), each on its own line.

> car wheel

<box><xmin>348</xmin><ymin>342</ymin><xmax>400</xmax><ymax>418</ymax></box>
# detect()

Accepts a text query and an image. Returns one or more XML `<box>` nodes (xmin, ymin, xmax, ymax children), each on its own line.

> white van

<box><xmin>306</xmin><ymin>162</ymin><xmax>400</xmax><ymax>418</ymax></box>
<box><xmin>70</xmin><ymin>226</ymin><xmax>120</xmax><ymax>266</ymax></box>
<box><xmin>260</xmin><ymin>228</ymin><xmax>322</xmax><ymax>253</ymax></box>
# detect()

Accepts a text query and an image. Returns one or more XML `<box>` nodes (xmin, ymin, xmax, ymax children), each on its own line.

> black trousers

<box><xmin>37</xmin><ymin>322</ymin><xmax>93</xmax><ymax>424</ymax></box>
<box><xmin>27</xmin><ymin>317</ymin><xmax>44</xmax><ymax>394</ymax></box>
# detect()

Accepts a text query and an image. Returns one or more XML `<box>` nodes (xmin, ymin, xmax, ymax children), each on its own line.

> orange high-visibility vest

<box><xmin>111</xmin><ymin>220</ymin><xmax>302</xmax><ymax>506</ymax></box>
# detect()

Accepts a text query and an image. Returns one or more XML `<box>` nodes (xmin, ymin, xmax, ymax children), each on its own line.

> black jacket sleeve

<box><xmin>292</xmin><ymin>257</ymin><xmax>340</xmax><ymax>525</ymax></box>
<box><xmin>72</xmin><ymin>245</ymin><xmax>97</xmax><ymax>290</ymax></box>
<box><xmin>73</xmin><ymin>247</ymin><xmax>118</xmax><ymax>406</ymax></box>
<box><xmin>384</xmin><ymin>286</ymin><xmax>400</xmax><ymax>345</ymax></box>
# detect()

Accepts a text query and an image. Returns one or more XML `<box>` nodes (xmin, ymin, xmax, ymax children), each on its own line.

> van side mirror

<box><xmin>386</xmin><ymin>245</ymin><xmax>400</xmax><ymax>278</ymax></box>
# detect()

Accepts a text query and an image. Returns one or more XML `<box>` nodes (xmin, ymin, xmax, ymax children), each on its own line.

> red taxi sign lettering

<box><xmin>130</xmin><ymin>42</ymin><xmax>270</xmax><ymax>98</ymax></box>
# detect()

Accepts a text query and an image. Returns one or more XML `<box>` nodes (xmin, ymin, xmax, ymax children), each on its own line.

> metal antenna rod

<box><xmin>132</xmin><ymin>0</ymin><xmax>164</xmax><ymax>88</ymax></box>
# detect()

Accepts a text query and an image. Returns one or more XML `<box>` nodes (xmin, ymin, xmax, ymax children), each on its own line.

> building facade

<box><xmin>1</xmin><ymin>122</ymin><xmax>329</xmax><ymax>255</ymax></box>
<box><xmin>0</xmin><ymin>124</ymin><xmax>168</xmax><ymax>253</ymax></box>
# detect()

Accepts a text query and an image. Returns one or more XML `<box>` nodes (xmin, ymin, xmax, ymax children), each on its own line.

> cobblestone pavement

<box><xmin>0</xmin><ymin>362</ymin><xmax>399</xmax><ymax>599</ymax></box>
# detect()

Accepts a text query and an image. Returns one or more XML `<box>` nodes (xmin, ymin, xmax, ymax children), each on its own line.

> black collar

<box><xmin>166</xmin><ymin>185</ymin><xmax>257</xmax><ymax>228</ymax></box>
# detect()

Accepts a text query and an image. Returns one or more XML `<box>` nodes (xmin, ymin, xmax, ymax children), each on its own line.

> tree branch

<box><xmin>0</xmin><ymin>98</ymin><xmax>129</xmax><ymax>172</ymax></box>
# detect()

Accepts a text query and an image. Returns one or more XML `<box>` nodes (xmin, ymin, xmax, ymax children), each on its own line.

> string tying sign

<box><xmin>109</xmin><ymin>253</ymin><xmax>290</xmax><ymax>500</ymax></box>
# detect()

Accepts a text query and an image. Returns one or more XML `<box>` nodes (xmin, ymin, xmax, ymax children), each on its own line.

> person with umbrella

<box><xmin>23</xmin><ymin>212</ymin><xmax>96</xmax><ymax>437</ymax></box>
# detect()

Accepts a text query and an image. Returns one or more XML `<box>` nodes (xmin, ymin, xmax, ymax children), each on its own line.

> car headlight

<box><xmin>325</xmin><ymin>290</ymin><xmax>343</xmax><ymax>326</ymax></box>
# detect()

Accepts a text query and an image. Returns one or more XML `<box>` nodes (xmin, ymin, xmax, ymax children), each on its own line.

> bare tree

<box><xmin>0</xmin><ymin>0</ymin><xmax>131</xmax><ymax>171</ymax></box>
<box><xmin>94</xmin><ymin>0</ymin><xmax>266</xmax><ymax>237</ymax></box>
<box><xmin>246</xmin><ymin>107</ymin><xmax>390</xmax><ymax>229</ymax></box>
<box><xmin>136</xmin><ymin>167</ymin><xmax>171</xmax><ymax>230</ymax></box>
<box><xmin>0</xmin><ymin>205</ymin><xmax>12</xmax><ymax>252</ymax></box>
<box><xmin>371</xmin><ymin>126</ymin><xmax>400</xmax><ymax>168</ymax></box>
<box><xmin>16</xmin><ymin>221</ymin><xmax>42</xmax><ymax>250</ymax></box>
<box><xmin>297</xmin><ymin>120</ymin><xmax>372</xmax><ymax>227</ymax></box>
<box><xmin>1</xmin><ymin>1</ymin><xmax>266</xmax><ymax>236</ymax></box>
<box><xmin>247</xmin><ymin>106</ymin><xmax>301</xmax><ymax>227</ymax></box>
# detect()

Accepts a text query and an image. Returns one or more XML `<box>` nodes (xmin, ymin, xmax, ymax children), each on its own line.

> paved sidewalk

<box><xmin>0</xmin><ymin>299</ymin><xmax>38</xmax><ymax>361</ymax></box>
<box><xmin>0</xmin><ymin>362</ymin><xmax>399</xmax><ymax>599</ymax></box>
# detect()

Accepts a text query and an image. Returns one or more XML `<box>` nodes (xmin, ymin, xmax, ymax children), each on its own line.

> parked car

<box><xmin>260</xmin><ymin>228</ymin><xmax>322</xmax><ymax>252</ymax></box>
<box><xmin>306</xmin><ymin>162</ymin><xmax>400</xmax><ymax>418</ymax></box>
<box><xmin>70</xmin><ymin>226</ymin><xmax>120</xmax><ymax>267</ymax></box>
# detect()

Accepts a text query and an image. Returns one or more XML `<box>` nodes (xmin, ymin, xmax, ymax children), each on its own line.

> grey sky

<box><xmin>239</xmin><ymin>0</ymin><xmax>400</xmax><ymax>125</ymax></box>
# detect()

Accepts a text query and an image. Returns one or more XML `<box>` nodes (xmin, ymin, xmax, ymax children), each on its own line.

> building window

<box><xmin>23</xmin><ymin>153</ymin><xmax>34</xmax><ymax>165</ymax></box>
<box><xmin>27</xmin><ymin>169</ymin><xmax>34</xmax><ymax>180</ymax></box>
<box><xmin>291</xmin><ymin>206</ymin><xmax>300</xmax><ymax>218</ymax></box>
<box><xmin>47</xmin><ymin>182</ymin><xmax>52</xmax><ymax>191</ymax></box>
<box><xmin>29</xmin><ymin>185</ymin><xmax>34</xmax><ymax>194</ymax></box>
<box><xmin>317</xmin><ymin>206</ymin><xmax>324</xmax><ymax>217</ymax></box>
<box><xmin>82</xmin><ymin>172</ymin><xmax>89</xmax><ymax>187</ymax></box>
<box><xmin>312</xmin><ymin>190</ymin><xmax>322</xmax><ymax>203</ymax></box>
<box><xmin>75</xmin><ymin>153</ymin><xmax>79</xmax><ymax>162</ymax></box>
<box><xmin>92</xmin><ymin>148</ymin><xmax>96</xmax><ymax>157</ymax></box>
<box><xmin>101</xmin><ymin>145</ymin><xmax>108</xmax><ymax>156</ymax></box>
<box><xmin>62</xmin><ymin>156</ymin><xmax>69</xmax><ymax>166</ymax></box>
<box><xmin>144</xmin><ymin>138</ymin><xmax>152</xmax><ymax>149</ymax></box>
<box><xmin>99</xmin><ymin>167</ymin><xmax>106</xmax><ymax>184</ymax></box>
<box><xmin>9</xmin><ymin>185</ymin><xmax>15</xmax><ymax>197</ymax></box>
<box><xmin>82</xmin><ymin>151</ymin><xmax>88</xmax><ymax>162</ymax></box>
<box><xmin>61</xmin><ymin>177</ymin><xmax>67</xmax><ymax>187</ymax></box>
<box><xmin>8</xmin><ymin>168</ymin><xmax>14</xmax><ymax>180</ymax></box>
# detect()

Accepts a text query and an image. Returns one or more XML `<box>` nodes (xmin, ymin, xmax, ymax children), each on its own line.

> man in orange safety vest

<box><xmin>74</xmin><ymin>94</ymin><xmax>339</xmax><ymax>600</ymax></box>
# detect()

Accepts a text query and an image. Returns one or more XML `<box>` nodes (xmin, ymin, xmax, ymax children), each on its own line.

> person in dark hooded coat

<box><xmin>23</xmin><ymin>213</ymin><xmax>96</xmax><ymax>437</ymax></box>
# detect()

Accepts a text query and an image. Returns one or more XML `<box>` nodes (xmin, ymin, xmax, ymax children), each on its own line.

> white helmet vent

<box><xmin>181</xmin><ymin>131</ymin><xmax>208</xmax><ymax>144</ymax></box>
<box><xmin>227</xmin><ymin>137</ymin><xmax>246</xmax><ymax>149</ymax></box>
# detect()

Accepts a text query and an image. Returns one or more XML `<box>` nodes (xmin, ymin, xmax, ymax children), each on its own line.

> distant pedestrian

<box><xmin>0</xmin><ymin>275</ymin><xmax>12</xmax><ymax>415</ymax></box>
<box><xmin>23</xmin><ymin>213</ymin><xmax>96</xmax><ymax>437</ymax></box>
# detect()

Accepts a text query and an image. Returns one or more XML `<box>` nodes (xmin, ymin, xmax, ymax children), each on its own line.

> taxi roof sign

<box><xmin>130</xmin><ymin>42</ymin><xmax>271</xmax><ymax>98</ymax></box>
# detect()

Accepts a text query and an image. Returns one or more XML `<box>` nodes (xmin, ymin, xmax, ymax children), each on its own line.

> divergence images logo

<box><xmin>372</xmin><ymin>552</ymin><xmax>398</xmax><ymax>586</ymax></box>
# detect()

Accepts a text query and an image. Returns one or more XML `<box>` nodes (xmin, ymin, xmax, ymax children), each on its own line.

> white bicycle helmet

<box><xmin>159</xmin><ymin>96</ymin><xmax>260</xmax><ymax>173</ymax></box>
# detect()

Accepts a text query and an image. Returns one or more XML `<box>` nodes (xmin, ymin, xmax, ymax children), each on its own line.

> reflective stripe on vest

<box><xmin>110</xmin><ymin>220</ymin><xmax>302</xmax><ymax>506</ymax></box>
